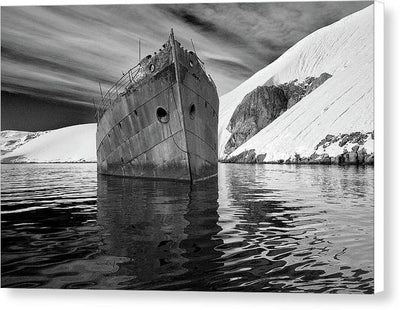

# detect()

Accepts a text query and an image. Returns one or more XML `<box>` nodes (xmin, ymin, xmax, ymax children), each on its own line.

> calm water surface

<box><xmin>1</xmin><ymin>163</ymin><xmax>374</xmax><ymax>293</ymax></box>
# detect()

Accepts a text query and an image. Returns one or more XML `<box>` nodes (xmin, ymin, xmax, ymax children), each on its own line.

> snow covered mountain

<box><xmin>1</xmin><ymin>124</ymin><xmax>96</xmax><ymax>163</ymax></box>
<box><xmin>1</xmin><ymin>130</ymin><xmax>47</xmax><ymax>156</ymax></box>
<box><xmin>219</xmin><ymin>5</ymin><xmax>374</xmax><ymax>163</ymax></box>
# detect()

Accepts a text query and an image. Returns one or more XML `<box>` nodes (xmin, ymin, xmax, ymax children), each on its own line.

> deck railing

<box><xmin>95</xmin><ymin>44</ymin><xmax>208</xmax><ymax>122</ymax></box>
<box><xmin>95</xmin><ymin>63</ymin><xmax>145</xmax><ymax>120</ymax></box>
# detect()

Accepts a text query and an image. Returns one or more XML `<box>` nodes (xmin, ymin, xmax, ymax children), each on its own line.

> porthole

<box><xmin>189</xmin><ymin>104</ymin><xmax>196</xmax><ymax>120</ymax></box>
<box><xmin>149</xmin><ymin>64</ymin><xmax>155</xmax><ymax>72</ymax></box>
<box><xmin>189</xmin><ymin>60</ymin><xmax>194</xmax><ymax>68</ymax></box>
<box><xmin>156</xmin><ymin>107</ymin><xmax>169</xmax><ymax>123</ymax></box>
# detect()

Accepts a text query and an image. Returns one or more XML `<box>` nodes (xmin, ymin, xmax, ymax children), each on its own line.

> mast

<box><xmin>169</xmin><ymin>29</ymin><xmax>192</xmax><ymax>182</ymax></box>
<box><xmin>190</xmin><ymin>39</ymin><xmax>197</xmax><ymax>54</ymax></box>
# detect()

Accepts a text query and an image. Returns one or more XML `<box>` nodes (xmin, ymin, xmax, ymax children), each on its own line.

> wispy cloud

<box><xmin>1</xmin><ymin>2</ymin><xmax>371</xmax><ymax>108</ymax></box>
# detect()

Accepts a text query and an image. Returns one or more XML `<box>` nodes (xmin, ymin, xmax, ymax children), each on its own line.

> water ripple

<box><xmin>1</xmin><ymin>163</ymin><xmax>373</xmax><ymax>293</ymax></box>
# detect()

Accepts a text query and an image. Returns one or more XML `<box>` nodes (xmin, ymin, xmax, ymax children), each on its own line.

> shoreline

<box><xmin>221</xmin><ymin>144</ymin><xmax>374</xmax><ymax>166</ymax></box>
<box><xmin>219</xmin><ymin>160</ymin><xmax>374</xmax><ymax>166</ymax></box>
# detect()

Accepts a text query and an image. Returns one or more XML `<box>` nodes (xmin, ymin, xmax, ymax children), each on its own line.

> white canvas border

<box><xmin>0</xmin><ymin>0</ymin><xmax>393</xmax><ymax>308</ymax></box>
<box><xmin>373</xmin><ymin>0</ymin><xmax>384</xmax><ymax>294</ymax></box>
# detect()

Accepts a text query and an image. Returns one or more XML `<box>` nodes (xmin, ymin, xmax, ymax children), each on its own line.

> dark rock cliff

<box><xmin>278</xmin><ymin>80</ymin><xmax>305</xmax><ymax>109</ymax></box>
<box><xmin>224</xmin><ymin>73</ymin><xmax>332</xmax><ymax>155</ymax></box>
<box><xmin>224</xmin><ymin>86</ymin><xmax>287</xmax><ymax>155</ymax></box>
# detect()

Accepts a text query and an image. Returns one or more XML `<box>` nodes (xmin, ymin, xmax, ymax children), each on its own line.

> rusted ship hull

<box><xmin>96</xmin><ymin>31</ymin><xmax>219</xmax><ymax>183</ymax></box>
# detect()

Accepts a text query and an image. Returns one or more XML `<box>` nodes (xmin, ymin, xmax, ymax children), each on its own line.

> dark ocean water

<box><xmin>1</xmin><ymin>163</ymin><xmax>374</xmax><ymax>293</ymax></box>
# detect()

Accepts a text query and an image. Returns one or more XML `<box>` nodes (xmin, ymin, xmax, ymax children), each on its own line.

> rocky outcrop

<box><xmin>222</xmin><ymin>131</ymin><xmax>373</xmax><ymax>165</ymax></box>
<box><xmin>278</xmin><ymin>73</ymin><xmax>333</xmax><ymax>109</ymax></box>
<box><xmin>222</xmin><ymin>149</ymin><xmax>257</xmax><ymax>163</ymax></box>
<box><xmin>224</xmin><ymin>86</ymin><xmax>287</xmax><ymax>155</ymax></box>
<box><xmin>283</xmin><ymin>150</ymin><xmax>373</xmax><ymax>165</ymax></box>
<box><xmin>278</xmin><ymin>80</ymin><xmax>305</xmax><ymax>109</ymax></box>
<box><xmin>310</xmin><ymin>131</ymin><xmax>374</xmax><ymax>165</ymax></box>
<box><xmin>314</xmin><ymin>131</ymin><xmax>372</xmax><ymax>152</ymax></box>
<box><xmin>305</xmin><ymin>73</ymin><xmax>332</xmax><ymax>95</ymax></box>
<box><xmin>224</xmin><ymin>73</ymin><xmax>332</xmax><ymax>155</ymax></box>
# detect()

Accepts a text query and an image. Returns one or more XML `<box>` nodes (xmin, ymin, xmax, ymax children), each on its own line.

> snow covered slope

<box><xmin>1</xmin><ymin>124</ymin><xmax>96</xmax><ymax>163</ymax></box>
<box><xmin>1</xmin><ymin>130</ymin><xmax>46</xmax><ymax>156</ymax></box>
<box><xmin>219</xmin><ymin>5</ymin><xmax>374</xmax><ymax>161</ymax></box>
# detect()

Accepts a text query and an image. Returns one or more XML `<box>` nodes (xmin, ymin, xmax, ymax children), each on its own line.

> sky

<box><xmin>1</xmin><ymin>1</ymin><xmax>372</xmax><ymax>131</ymax></box>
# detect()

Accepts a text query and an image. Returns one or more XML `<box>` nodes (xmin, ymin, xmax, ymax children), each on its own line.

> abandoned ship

<box><xmin>95</xmin><ymin>30</ymin><xmax>219</xmax><ymax>183</ymax></box>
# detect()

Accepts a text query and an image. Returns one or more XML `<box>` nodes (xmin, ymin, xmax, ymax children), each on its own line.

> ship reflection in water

<box><xmin>96</xmin><ymin>174</ymin><xmax>223</xmax><ymax>290</ymax></box>
<box><xmin>1</xmin><ymin>163</ymin><xmax>373</xmax><ymax>293</ymax></box>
